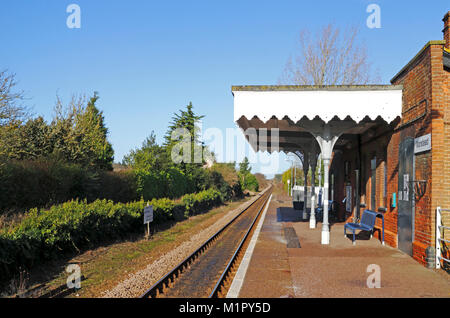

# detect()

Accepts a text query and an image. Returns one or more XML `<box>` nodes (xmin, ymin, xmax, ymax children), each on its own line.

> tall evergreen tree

<box><xmin>50</xmin><ymin>92</ymin><xmax>114</xmax><ymax>170</ymax></box>
<box><xmin>239</xmin><ymin>157</ymin><xmax>251</xmax><ymax>175</ymax></box>
<box><xmin>238</xmin><ymin>157</ymin><xmax>250</xmax><ymax>191</ymax></box>
<box><xmin>164</xmin><ymin>102</ymin><xmax>208</xmax><ymax>191</ymax></box>
<box><xmin>164</xmin><ymin>102</ymin><xmax>205</xmax><ymax>167</ymax></box>
<box><xmin>73</xmin><ymin>92</ymin><xmax>114</xmax><ymax>170</ymax></box>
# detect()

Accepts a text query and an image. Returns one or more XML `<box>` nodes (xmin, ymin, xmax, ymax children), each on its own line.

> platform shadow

<box><xmin>344</xmin><ymin>230</ymin><xmax>373</xmax><ymax>242</ymax></box>
<box><xmin>277</xmin><ymin>207</ymin><xmax>304</xmax><ymax>223</ymax></box>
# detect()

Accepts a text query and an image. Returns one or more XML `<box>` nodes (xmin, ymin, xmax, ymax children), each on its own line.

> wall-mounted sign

<box><xmin>414</xmin><ymin>133</ymin><xmax>431</xmax><ymax>154</ymax></box>
<box><xmin>403</xmin><ymin>174</ymin><xmax>409</xmax><ymax>200</ymax></box>
<box><xmin>346</xmin><ymin>185</ymin><xmax>352</xmax><ymax>212</ymax></box>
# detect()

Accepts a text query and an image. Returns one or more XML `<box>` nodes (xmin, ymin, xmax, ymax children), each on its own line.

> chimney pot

<box><xmin>443</xmin><ymin>11</ymin><xmax>450</xmax><ymax>49</ymax></box>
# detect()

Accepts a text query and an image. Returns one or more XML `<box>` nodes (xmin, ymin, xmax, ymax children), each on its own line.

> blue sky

<box><xmin>0</xmin><ymin>0</ymin><xmax>448</xmax><ymax>177</ymax></box>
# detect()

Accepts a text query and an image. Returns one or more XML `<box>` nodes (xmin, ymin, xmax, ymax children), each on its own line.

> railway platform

<box><xmin>233</xmin><ymin>191</ymin><xmax>450</xmax><ymax>298</ymax></box>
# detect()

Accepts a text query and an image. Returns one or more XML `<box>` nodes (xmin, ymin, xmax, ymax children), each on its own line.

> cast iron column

<box><xmin>309</xmin><ymin>151</ymin><xmax>318</xmax><ymax>229</ymax></box>
<box><xmin>301</xmin><ymin>152</ymin><xmax>309</xmax><ymax>220</ymax></box>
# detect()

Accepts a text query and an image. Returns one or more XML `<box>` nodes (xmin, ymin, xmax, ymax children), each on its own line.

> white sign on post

<box><xmin>144</xmin><ymin>205</ymin><xmax>153</xmax><ymax>224</ymax></box>
<box><xmin>144</xmin><ymin>205</ymin><xmax>153</xmax><ymax>239</ymax></box>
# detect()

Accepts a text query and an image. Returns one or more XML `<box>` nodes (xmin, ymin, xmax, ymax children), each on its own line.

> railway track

<box><xmin>140</xmin><ymin>186</ymin><xmax>272</xmax><ymax>298</ymax></box>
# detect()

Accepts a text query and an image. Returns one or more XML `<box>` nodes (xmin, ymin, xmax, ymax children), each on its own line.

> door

<box><xmin>398</xmin><ymin>137</ymin><xmax>414</xmax><ymax>256</ymax></box>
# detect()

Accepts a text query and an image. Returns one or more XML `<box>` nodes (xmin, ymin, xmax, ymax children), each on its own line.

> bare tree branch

<box><xmin>0</xmin><ymin>70</ymin><xmax>29</xmax><ymax>126</ymax></box>
<box><xmin>279</xmin><ymin>24</ymin><xmax>380</xmax><ymax>86</ymax></box>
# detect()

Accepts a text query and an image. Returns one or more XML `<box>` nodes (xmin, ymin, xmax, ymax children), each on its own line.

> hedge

<box><xmin>0</xmin><ymin>159</ymin><xmax>243</xmax><ymax>217</ymax></box>
<box><xmin>0</xmin><ymin>188</ymin><xmax>223</xmax><ymax>281</ymax></box>
<box><xmin>0</xmin><ymin>159</ymin><xmax>138</xmax><ymax>214</ymax></box>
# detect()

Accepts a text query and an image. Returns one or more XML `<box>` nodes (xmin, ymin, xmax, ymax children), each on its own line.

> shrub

<box><xmin>134</xmin><ymin>167</ymin><xmax>195</xmax><ymax>201</ymax></box>
<box><xmin>182</xmin><ymin>188</ymin><xmax>222</xmax><ymax>216</ymax></box>
<box><xmin>0</xmin><ymin>188</ymin><xmax>223</xmax><ymax>281</ymax></box>
<box><xmin>0</xmin><ymin>159</ymin><xmax>139</xmax><ymax>215</ymax></box>
<box><xmin>244</xmin><ymin>174</ymin><xmax>259</xmax><ymax>192</ymax></box>
<box><xmin>208</xmin><ymin>163</ymin><xmax>244</xmax><ymax>200</ymax></box>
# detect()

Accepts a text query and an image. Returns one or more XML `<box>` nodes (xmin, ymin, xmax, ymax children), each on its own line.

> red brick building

<box><xmin>233</xmin><ymin>12</ymin><xmax>450</xmax><ymax>267</ymax></box>
<box><xmin>333</xmin><ymin>12</ymin><xmax>450</xmax><ymax>265</ymax></box>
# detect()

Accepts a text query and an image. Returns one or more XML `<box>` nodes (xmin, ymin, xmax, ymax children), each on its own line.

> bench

<box><xmin>344</xmin><ymin>210</ymin><xmax>378</xmax><ymax>245</ymax></box>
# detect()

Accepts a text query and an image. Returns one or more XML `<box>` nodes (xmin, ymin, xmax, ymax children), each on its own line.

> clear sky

<box><xmin>1</xmin><ymin>0</ymin><xmax>448</xmax><ymax>177</ymax></box>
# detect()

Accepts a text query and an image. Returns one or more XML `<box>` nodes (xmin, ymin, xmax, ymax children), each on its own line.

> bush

<box><xmin>134</xmin><ymin>167</ymin><xmax>195</xmax><ymax>201</ymax></box>
<box><xmin>182</xmin><ymin>188</ymin><xmax>222</xmax><ymax>216</ymax></box>
<box><xmin>208</xmin><ymin>163</ymin><xmax>244</xmax><ymax>200</ymax></box>
<box><xmin>96</xmin><ymin>170</ymin><xmax>138</xmax><ymax>203</ymax></box>
<box><xmin>0</xmin><ymin>159</ymin><xmax>141</xmax><ymax>215</ymax></box>
<box><xmin>0</xmin><ymin>188</ymin><xmax>223</xmax><ymax>281</ymax></box>
<box><xmin>0</xmin><ymin>158</ymin><xmax>237</xmax><ymax>217</ymax></box>
<box><xmin>204</xmin><ymin>170</ymin><xmax>232</xmax><ymax>202</ymax></box>
<box><xmin>244</xmin><ymin>174</ymin><xmax>259</xmax><ymax>192</ymax></box>
<box><xmin>0</xmin><ymin>159</ymin><xmax>91</xmax><ymax>213</ymax></box>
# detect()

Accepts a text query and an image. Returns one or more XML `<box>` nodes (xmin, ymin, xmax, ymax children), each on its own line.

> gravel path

<box><xmin>102</xmin><ymin>192</ymin><xmax>265</xmax><ymax>298</ymax></box>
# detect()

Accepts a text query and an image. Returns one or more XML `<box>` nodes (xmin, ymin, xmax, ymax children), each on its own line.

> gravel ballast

<box><xmin>102</xmin><ymin>193</ymin><xmax>264</xmax><ymax>298</ymax></box>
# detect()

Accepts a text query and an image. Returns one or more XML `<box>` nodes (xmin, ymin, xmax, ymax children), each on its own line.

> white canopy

<box><xmin>233</xmin><ymin>85</ymin><xmax>402</xmax><ymax>124</ymax></box>
<box><xmin>232</xmin><ymin>85</ymin><xmax>403</xmax><ymax>245</ymax></box>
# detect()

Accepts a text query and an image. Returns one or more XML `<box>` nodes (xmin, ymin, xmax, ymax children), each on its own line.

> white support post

<box><xmin>322</xmin><ymin>158</ymin><xmax>330</xmax><ymax>244</ymax></box>
<box><xmin>302</xmin><ymin>121</ymin><xmax>354</xmax><ymax>245</ymax></box>
<box><xmin>315</xmin><ymin>134</ymin><xmax>339</xmax><ymax>245</ymax></box>
<box><xmin>309</xmin><ymin>149</ymin><xmax>318</xmax><ymax>229</ymax></box>
<box><xmin>436</xmin><ymin>207</ymin><xmax>441</xmax><ymax>269</ymax></box>
<box><xmin>302</xmin><ymin>153</ymin><xmax>309</xmax><ymax>220</ymax></box>
<box><xmin>303</xmin><ymin>167</ymin><xmax>308</xmax><ymax>220</ymax></box>
<box><xmin>310</xmin><ymin>168</ymin><xmax>316</xmax><ymax>229</ymax></box>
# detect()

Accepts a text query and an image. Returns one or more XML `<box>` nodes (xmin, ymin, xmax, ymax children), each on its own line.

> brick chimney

<box><xmin>444</xmin><ymin>11</ymin><xmax>450</xmax><ymax>49</ymax></box>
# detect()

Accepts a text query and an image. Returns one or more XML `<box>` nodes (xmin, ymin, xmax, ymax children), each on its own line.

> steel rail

<box><xmin>140</xmin><ymin>186</ymin><xmax>272</xmax><ymax>298</ymax></box>
<box><xmin>209</xmin><ymin>192</ymin><xmax>271</xmax><ymax>298</ymax></box>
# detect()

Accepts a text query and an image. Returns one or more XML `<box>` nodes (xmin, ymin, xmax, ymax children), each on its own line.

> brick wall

<box><xmin>392</xmin><ymin>42</ymin><xmax>447</xmax><ymax>265</ymax></box>
<box><xmin>333</xmin><ymin>128</ymin><xmax>399</xmax><ymax>247</ymax></box>
<box><xmin>390</xmin><ymin>41</ymin><xmax>449</xmax><ymax>265</ymax></box>
<box><xmin>329</xmin><ymin>40</ymin><xmax>447</xmax><ymax>266</ymax></box>
<box><xmin>327</xmin><ymin>11</ymin><xmax>450</xmax><ymax>267</ymax></box>
<box><xmin>442</xmin><ymin>32</ymin><xmax>450</xmax><ymax>265</ymax></box>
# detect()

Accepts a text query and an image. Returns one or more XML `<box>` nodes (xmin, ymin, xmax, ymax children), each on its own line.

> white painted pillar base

<box><xmin>321</xmin><ymin>230</ymin><xmax>330</xmax><ymax>245</ymax></box>
<box><xmin>309</xmin><ymin>216</ymin><xmax>316</xmax><ymax>229</ymax></box>
<box><xmin>310</xmin><ymin>192</ymin><xmax>316</xmax><ymax>228</ymax></box>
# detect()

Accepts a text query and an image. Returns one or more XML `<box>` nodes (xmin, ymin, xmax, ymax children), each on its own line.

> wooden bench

<box><xmin>344</xmin><ymin>210</ymin><xmax>379</xmax><ymax>245</ymax></box>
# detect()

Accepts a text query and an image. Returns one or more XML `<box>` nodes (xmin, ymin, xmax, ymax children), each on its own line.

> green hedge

<box><xmin>0</xmin><ymin>188</ymin><xmax>222</xmax><ymax>281</ymax></box>
<box><xmin>182</xmin><ymin>189</ymin><xmax>222</xmax><ymax>217</ymax></box>
<box><xmin>134</xmin><ymin>167</ymin><xmax>194</xmax><ymax>201</ymax></box>
<box><xmin>0</xmin><ymin>159</ymin><xmax>138</xmax><ymax>214</ymax></box>
<box><xmin>0</xmin><ymin>159</ymin><xmax>242</xmax><ymax>216</ymax></box>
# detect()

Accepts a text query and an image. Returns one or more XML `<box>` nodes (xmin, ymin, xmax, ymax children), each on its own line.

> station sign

<box><xmin>414</xmin><ymin>133</ymin><xmax>431</xmax><ymax>154</ymax></box>
<box><xmin>144</xmin><ymin>205</ymin><xmax>154</xmax><ymax>224</ymax></box>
